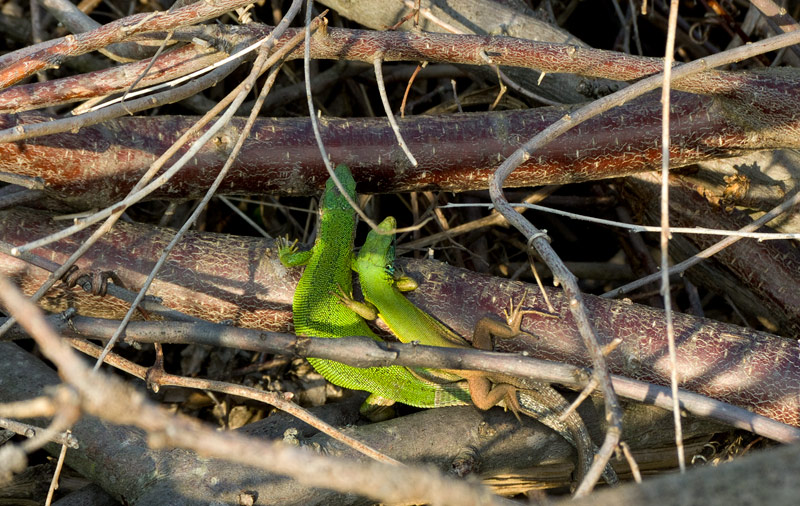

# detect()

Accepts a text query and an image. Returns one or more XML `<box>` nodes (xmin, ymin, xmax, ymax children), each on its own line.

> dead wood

<box><xmin>566</xmin><ymin>441</ymin><xmax>800</xmax><ymax>506</ymax></box>
<box><xmin>0</xmin><ymin>341</ymin><xmax>727</xmax><ymax>504</ymax></box>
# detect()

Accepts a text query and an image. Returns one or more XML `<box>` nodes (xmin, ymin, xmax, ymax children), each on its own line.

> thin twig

<box><xmin>660</xmin><ymin>0</ymin><xmax>685</xmax><ymax>473</ymax></box>
<box><xmin>0</xmin><ymin>0</ymin><xmax>257</xmax><ymax>86</ymax></box>
<box><xmin>302</xmin><ymin>0</ymin><xmax>380</xmax><ymax>232</ymax></box>
<box><xmin>47</xmin><ymin>315</ymin><xmax>800</xmax><ymax>444</ymax></box>
<box><xmin>441</xmin><ymin>202</ymin><xmax>800</xmax><ymax>240</ymax></box>
<box><xmin>219</xmin><ymin>196</ymin><xmax>272</xmax><ymax>238</ymax></box>
<box><xmin>69</xmin><ymin>338</ymin><xmax>401</xmax><ymax>465</ymax></box>
<box><xmin>0</xmin><ymin>397</ymin><xmax>57</xmax><ymax>419</ymax></box>
<box><xmin>602</xmin><ymin>187</ymin><xmax>800</xmax><ymax>298</ymax></box>
<box><xmin>400</xmin><ymin>190</ymin><xmax>556</xmax><ymax>252</ymax></box>
<box><xmin>44</xmin><ymin>438</ymin><xmax>68</xmax><ymax>506</ymax></box>
<box><xmin>400</xmin><ymin>63</ymin><xmax>423</xmax><ymax>117</ymax></box>
<box><xmin>619</xmin><ymin>441</ymin><xmax>642</xmax><ymax>483</ymax></box>
<box><xmin>0</xmin><ymin>417</ymin><xmax>78</xmax><ymax>448</ymax></box>
<box><xmin>374</xmin><ymin>56</ymin><xmax>418</xmax><ymax>166</ymax></box>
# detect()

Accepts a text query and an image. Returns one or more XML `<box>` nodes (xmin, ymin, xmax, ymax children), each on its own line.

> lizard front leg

<box><xmin>472</xmin><ymin>294</ymin><xmax>556</xmax><ymax>350</ymax></box>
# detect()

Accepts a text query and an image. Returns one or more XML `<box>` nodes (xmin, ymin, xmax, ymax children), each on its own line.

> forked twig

<box><xmin>69</xmin><ymin>338</ymin><xmax>401</xmax><ymax>465</ymax></box>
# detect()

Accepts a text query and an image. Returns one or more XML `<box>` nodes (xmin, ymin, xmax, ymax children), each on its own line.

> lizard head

<box><xmin>355</xmin><ymin>216</ymin><xmax>396</xmax><ymax>279</ymax></box>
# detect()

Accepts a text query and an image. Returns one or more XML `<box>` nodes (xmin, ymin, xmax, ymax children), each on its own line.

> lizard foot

<box><xmin>275</xmin><ymin>236</ymin><xmax>297</xmax><ymax>254</ymax></box>
<box><xmin>504</xmin><ymin>291</ymin><xmax>558</xmax><ymax>337</ymax></box>
<box><xmin>333</xmin><ymin>284</ymin><xmax>378</xmax><ymax>320</ymax></box>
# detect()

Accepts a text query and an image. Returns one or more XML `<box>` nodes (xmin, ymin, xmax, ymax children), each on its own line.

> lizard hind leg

<box><xmin>466</xmin><ymin>376</ymin><xmax>523</xmax><ymax>422</ymax></box>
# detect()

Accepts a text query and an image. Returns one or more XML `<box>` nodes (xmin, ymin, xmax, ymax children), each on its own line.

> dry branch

<box><xmin>0</xmin><ymin>43</ymin><xmax>230</xmax><ymax>113</ymax></box>
<box><xmin>0</xmin><ymin>0</ymin><xmax>256</xmax><ymax>87</ymax></box>
<box><xmin>5</xmin><ymin>23</ymin><xmax>800</xmax><ymax>112</ymax></box>
<box><xmin>566</xmin><ymin>442</ymin><xmax>800</xmax><ymax>506</ymax></box>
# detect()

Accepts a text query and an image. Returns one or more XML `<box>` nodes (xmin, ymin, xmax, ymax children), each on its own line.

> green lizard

<box><xmin>338</xmin><ymin>216</ymin><xmax>618</xmax><ymax>485</ymax></box>
<box><xmin>277</xmin><ymin>165</ymin><xmax>471</xmax><ymax>420</ymax></box>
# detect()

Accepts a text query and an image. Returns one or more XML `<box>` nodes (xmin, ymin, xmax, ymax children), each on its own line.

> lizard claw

<box><xmin>276</xmin><ymin>236</ymin><xmax>298</xmax><ymax>255</ymax></box>
<box><xmin>332</xmin><ymin>284</ymin><xmax>354</xmax><ymax>304</ymax></box>
<box><xmin>506</xmin><ymin>391</ymin><xmax>523</xmax><ymax>423</ymax></box>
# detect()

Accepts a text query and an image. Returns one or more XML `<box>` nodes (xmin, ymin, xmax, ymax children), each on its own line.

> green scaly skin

<box><xmin>346</xmin><ymin>216</ymin><xmax>618</xmax><ymax>485</ymax></box>
<box><xmin>277</xmin><ymin>165</ymin><xmax>471</xmax><ymax>418</ymax></box>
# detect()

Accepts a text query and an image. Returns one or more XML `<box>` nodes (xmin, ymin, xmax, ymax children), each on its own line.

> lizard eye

<box><xmin>385</xmin><ymin>263</ymin><xmax>395</xmax><ymax>276</ymax></box>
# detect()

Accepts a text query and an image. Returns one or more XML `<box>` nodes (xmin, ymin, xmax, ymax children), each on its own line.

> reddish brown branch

<box><xmin>0</xmin><ymin>0</ymin><xmax>255</xmax><ymax>87</ymax></box>
<box><xmin>5</xmin><ymin>24</ymin><xmax>800</xmax><ymax>113</ymax></box>
<box><xmin>1</xmin><ymin>207</ymin><xmax>799</xmax><ymax>426</ymax></box>
<box><xmin>3</xmin><ymin>90</ymin><xmax>796</xmax><ymax>206</ymax></box>
<box><xmin>0</xmin><ymin>44</ymin><xmax>229</xmax><ymax>113</ymax></box>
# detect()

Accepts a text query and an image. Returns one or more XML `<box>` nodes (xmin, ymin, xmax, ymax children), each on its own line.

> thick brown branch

<box><xmin>5</xmin><ymin>24</ymin><xmax>800</xmax><ymax>113</ymax></box>
<box><xmin>3</xmin><ymin>89</ymin><xmax>798</xmax><ymax>206</ymax></box>
<box><xmin>1</xmin><ymin>207</ymin><xmax>799</xmax><ymax>426</ymax></box>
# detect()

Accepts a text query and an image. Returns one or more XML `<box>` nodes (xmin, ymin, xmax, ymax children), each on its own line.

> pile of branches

<box><xmin>2</xmin><ymin>0</ymin><xmax>800</xmax><ymax>504</ymax></box>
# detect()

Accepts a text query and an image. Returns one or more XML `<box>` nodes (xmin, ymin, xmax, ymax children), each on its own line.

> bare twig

<box><xmin>35</xmin><ymin>315</ymin><xmax>800</xmax><ymax>444</ymax></box>
<box><xmin>603</xmin><ymin>187</ymin><xmax>800</xmax><ymax>298</ymax></box>
<box><xmin>302</xmin><ymin>0</ymin><xmax>381</xmax><ymax>232</ymax></box>
<box><xmin>44</xmin><ymin>437</ymin><xmax>68</xmax><ymax>506</ymax></box>
<box><xmin>750</xmin><ymin>0</ymin><xmax>800</xmax><ymax>60</ymax></box>
<box><xmin>69</xmin><ymin>337</ymin><xmax>401</xmax><ymax>465</ymax></box>
<box><xmin>0</xmin><ymin>0</ymin><xmax>257</xmax><ymax>86</ymax></box>
<box><xmin>441</xmin><ymin>202</ymin><xmax>800</xmax><ymax>241</ymax></box>
<box><xmin>660</xmin><ymin>0</ymin><xmax>685</xmax><ymax>473</ymax></box>
<box><xmin>374</xmin><ymin>56</ymin><xmax>418</xmax><ymax>166</ymax></box>
<box><xmin>0</xmin><ymin>417</ymin><xmax>78</xmax><ymax>448</ymax></box>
